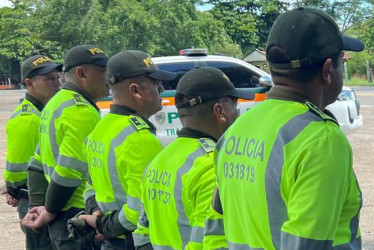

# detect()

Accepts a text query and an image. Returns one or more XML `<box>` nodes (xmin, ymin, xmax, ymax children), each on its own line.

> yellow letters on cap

<box><xmin>143</xmin><ymin>57</ymin><xmax>153</xmax><ymax>67</ymax></box>
<box><xmin>89</xmin><ymin>48</ymin><xmax>104</xmax><ymax>55</ymax></box>
<box><xmin>32</xmin><ymin>56</ymin><xmax>52</xmax><ymax>67</ymax></box>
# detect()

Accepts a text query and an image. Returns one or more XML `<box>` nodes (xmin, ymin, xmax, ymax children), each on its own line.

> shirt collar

<box><xmin>25</xmin><ymin>92</ymin><xmax>44</xmax><ymax>111</ymax></box>
<box><xmin>62</xmin><ymin>82</ymin><xmax>99</xmax><ymax>111</ymax></box>
<box><xmin>266</xmin><ymin>85</ymin><xmax>308</xmax><ymax>103</ymax></box>
<box><xmin>110</xmin><ymin>104</ymin><xmax>157</xmax><ymax>134</ymax></box>
<box><xmin>177</xmin><ymin>127</ymin><xmax>217</xmax><ymax>142</ymax></box>
<box><xmin>267</xmin><ymin>85</ymin><xmax>338</xmax><ymax>121</ymax></box>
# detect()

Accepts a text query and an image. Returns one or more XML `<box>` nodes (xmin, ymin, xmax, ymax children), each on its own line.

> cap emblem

<box><xmin>143</xmin><ymin>57</ymin><xmax>153</xmax><ymax>67</ymax></box>
<box><xmin>89</xmin><ymin>48</ymin><xmax>104</xmax><ymax>55</ymax></box>
<box><xmin>32</xmin><ymin>56</ymin><xmax>52</xmax><ymax>66</ymax></box>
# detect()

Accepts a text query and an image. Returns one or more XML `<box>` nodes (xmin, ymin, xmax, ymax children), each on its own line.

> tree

<box><xmin>293</xmin><ymin>0</ymin><xmax>372</xmax><ymax>32</ymax></box>
<box><xmin>206</xmin><ymin>0</ymin><xmax>285</xmax><ymax>54</ymax></box>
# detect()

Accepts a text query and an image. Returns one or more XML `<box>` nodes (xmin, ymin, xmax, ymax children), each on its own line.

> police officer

<box><xmin>133</xmin><ymin>67</ymin><xmax>255</xmax><ymax>249</ymax></box>
<box><xmin>21</xmin><ymin>45</ymin><xmax>109</xmax><ymax>250</ymax></box>
<box><xmin>212</xmin><ymin>7</ymin><xmax>363</xmax><ymax>249</ymax></box>
<box><xmin>78</xmin><ymin>50</ymin><xmax>176</xmax><ymax>250</ymax></box>
<box><xmin>3</xmin><ymin>55</ymin><xmax>61</xmax><ymax>250</ymax></box>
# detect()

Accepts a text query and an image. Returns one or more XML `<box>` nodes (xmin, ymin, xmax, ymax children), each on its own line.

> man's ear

<box><xmin>75</xmin><ymin>66</ymin><xmax>86</xmax><ymax>81</ymax></box>
<box><xmin>128</xmin><ymin>82</ymin><xmax>142</xmax><ymax>99</ymax></box>
<box><xmin>322</xmin><ymin>58</ymin><xmax>333</xmax><ymax>85</ymax></box>
<box><xmin>213</xmin><ymin>102</ymin><xmax>227</xmax><ymax>123</ymax></box>
<box><xmin>24</xmin><ymin>78</ymin><xmax>33</xmax><ymax>89</ymax></box>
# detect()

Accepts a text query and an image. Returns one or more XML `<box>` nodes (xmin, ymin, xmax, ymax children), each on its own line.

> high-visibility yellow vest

<box><xmin>4</xmin><ymin>98</ymin><xmax>41</xmax><ymax>192</ymax></box>
<box><xmin>135</xmin><ymin>136</ymin><xmax>217</xmax><ymax>250</ymax></box>
<box><xmin>29</xmin><ymin>88</ymin><xmax>100</xmax><ymax>210</ymax></box>
<box><xmin>216</xmin><ymin>99</ymin><xmax>362</xmax><ymax>249</ymax></box>
<box><xmin>83</xmin><ymin>111</ymin><xmax>163</xmax><ymax>232</ymax></box>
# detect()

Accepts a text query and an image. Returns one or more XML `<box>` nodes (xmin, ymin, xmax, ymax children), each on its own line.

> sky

<box><xmin>0</xmin><ymin>0</ymin><xmax>213</xmax><ymax>9</ymax></box>
<box><xmin>0</xmin><ymin>0</ymin><xmax>12</xmax><ymax>8</ymax></box>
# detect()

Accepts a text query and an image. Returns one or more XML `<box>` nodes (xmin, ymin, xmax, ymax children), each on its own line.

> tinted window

<box><xmin>157</xmin><ymin>61</ymin><xmax>197</xmax><ymax>90</ymax></box>
<box><xmin>205</xmin><ymin>61</ymin><xmax>260</xmax><ymax>88</ymax></box>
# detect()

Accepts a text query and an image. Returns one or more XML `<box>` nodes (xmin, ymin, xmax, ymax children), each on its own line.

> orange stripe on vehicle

<box><xmin>97</xmin><ymin>93</ymin><xmax>267</xmax><ymax>109</ymax></box>
<box><xmin>97</xmin><ymin>101</ymin><xmax>111</xmax><ymax>109</ymax></box>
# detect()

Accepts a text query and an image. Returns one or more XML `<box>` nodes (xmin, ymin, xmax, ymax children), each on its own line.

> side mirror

<box><xmin>259</xmin><ymin>75</ymin><xmax>273</xmax><ymax>87</ymax></box>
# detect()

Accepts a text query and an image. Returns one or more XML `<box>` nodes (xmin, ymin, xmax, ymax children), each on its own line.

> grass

<box><xmin>345</xmin><ymin>77</ymin><xmax>374</xmax><ymax>86</ymax></box>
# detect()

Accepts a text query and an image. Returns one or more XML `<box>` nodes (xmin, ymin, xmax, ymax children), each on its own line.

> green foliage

<box><xmin>345</xmin><ymin>76</ymin><xmax>371</xmax><ymax>86</ymax></box>
<box><xmin>0</xmin><ymin>0</ymin><xmax>372</xmax><ymax>84</ymax></box>
<box><xmin>207</xmin><ymin>0</ymin><xmax>285</xmax><ymax>52</ymax></box>
<box><xmin>346</xmin><ymin>51</ymin><xmax>374</xmax><ymax>78</ymax></box>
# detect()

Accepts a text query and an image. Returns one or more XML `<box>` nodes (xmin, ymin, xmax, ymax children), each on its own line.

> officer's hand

<box><xmin>4</xmin><ymin>192</ymin><xmax>19</xmax><ymax>207</ymax></box>
<box><xmin>21</xmin><ymin>206</ymin><xmax>56</xmax><ymax>231</ymax></box>
<box><xmin>92</xmin><ymin>209</ymin><xmax>102</xmax><ymax>217</ymax></box>
<box><xmin>94</xmin><ymin>231</ymin><xmax>105</xmax><ymax>242</ymax></box>
<box><xmin>78</xmin><ymin>214</ymin><xmax>97</xmax><ymax>229</ymax></box>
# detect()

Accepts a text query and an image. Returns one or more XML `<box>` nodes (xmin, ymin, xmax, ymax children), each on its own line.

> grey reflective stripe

<box><xmin>42</xmin><ymin>164</ymin><xmax>54</xmax><ymax>176</ymax></box>
<box><xmin>28</xmin><ymin>158</ymin><xmax>44</xmax><ymax>171</ymax></box>
<box><xmin>216</xmin><ymin>135</ymin><xmax>225</xmax><ymax>152</ymax></box>
<box><xmin>97</xmin><ymin>200</ymin><xmax>123</xmax><ymax>212</ymax></box>
<box><xmin>10</xmin><ymin>108</ymin><xmax>40</xmax><ymax>119</ymax></box>
<box><xmin>98</xmin><ymin>125</ymin><xmax>136</xmax><ymax>211</ymax></box>
<box><xmin>83</xmin><ymin>188</ymin><xmax>96</xmax><ymax>204</ymax></box>
<box><xmin>152</xmin><ymin>245</ymin><xmax>175</xmax><ymax>250</ymax></box>
<box><xmin>174</xmin><ymin>147</ymin><xmax>206</xmax><ymax>248</ymax></box>
<box><xmin>265</xmin><ymin>111</ymin><xmax>322</xmax><ymax>249</ymax></box>
<box><xmin>281</xmin><ymin>231</ymin><xmax>332</xmax><ymax>249</ymax></box>
<box><xmin>10</xmin><ymin>110</ymin><xmax>21</xmax><ymax>119</ymax></box>
<box><xmin>57</xmin><ymin>154</ymin><xmax>88</xmax><ymax>174</ymax></box>
<box><xmin>348</xmin><ymin>176</ymin><xmax>362</xmax><ymax>249</ymax></box>
<box><xmin>333</xmin><ymin>236</ymin><xmax>361</xmax><ymax>250</ymax></box>
<box><xmin>228</xmin><ymin>242</ymin><xmax>263</xmax><ymax>250</ymax></box>
<box><xmin>138</xmin><ymin>203</ymin><xmax>149</xmax><ymax>227</ymax></box>
<box><xmin>215</xmin><ymin>135</ymin><xmax>225</xmax><ymax>166</ymax></box>
<box><xmin>133</xmin><ymin>233</ymin><xmax>151</xmax><ymax>247</ymax></box>
<box><xmin>36</xmin><ymin>144</ymin><xmax>40</xmax><ymax>155</ymax></box>
<box><xmin>6</xmin><ymin>161</ymin><xmax>28</xmax><ymax>172</ymax></box>
<box><xmin>127</xmin><ymin>196</ymin><xmax>141</xmax><ymax>210</ymax></box>
<box><xmin>49</xmin><ymin>99</ymin><xmax>76</xmax><ymax>162</ymax></box>
<box><xmin>32</xmin><ymin>109</ymin><xmax>41</xmax><ymax>117</ymax></box>
<box><xmin>204</xmin><ymin>219</ymin><xmax>225</xmax><ymax>236</ymax></box>
<box><xmin>118</xmin><ymin>206</ymin><xmax>136</xmax><ymax>231</ymax></box>
<box><xmin>190</xmin><ymin>226</ymin><xmax>204</xmax><ymax>243</ymax></box>
<box><xmin>51</xmin><ymin>170</ymin><xmax>82</xmax><ymax>187</ymax></box>
<box><xmin>6</xmin><ymin>179</ymin><xmax>27</xmax><ymax>188</ymax></box>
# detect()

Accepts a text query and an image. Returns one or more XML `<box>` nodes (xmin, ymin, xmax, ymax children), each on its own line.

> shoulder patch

<box><xmin>305</xmin><ymin>101</ymin><xmax>337</xmax><ymax>123</ymax></box>
<box><xmin>198</xmin><ymin>138</ymin><xmax>216</xmax><ymax>153</ymax></box>
<box><xmin>20</xmin><ymin>104</ymin><xmax>32</xmax><ymax>115</ymax></box>
<box><xmin>130</xmin><ymin>116</ymin><xmax>150</xmax><ymax>131</ymax></box>
<box><xmin>73</xmin><ymin>94</ymin><xmax>88</xmax><ymax>106</ymax></box>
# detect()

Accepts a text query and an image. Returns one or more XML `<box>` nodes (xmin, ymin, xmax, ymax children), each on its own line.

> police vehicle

<box><xmin>98</xmin><ymin>49</ymin><xmax>363</xmax><ymax>145</ymax></box>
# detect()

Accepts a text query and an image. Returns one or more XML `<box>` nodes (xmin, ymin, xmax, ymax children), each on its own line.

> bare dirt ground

<box><xmin>0</xmin><ymin>89</ymin><xmax>373</xmax><ymax>249</ymax></box>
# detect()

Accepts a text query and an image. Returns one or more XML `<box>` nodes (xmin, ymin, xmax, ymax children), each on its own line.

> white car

<box><xmin>326</xmin><ymin>86</ymin><xmax>363</xmax><ymax>134</ymax></box>
<box><xmin>99</xmin><ymin>50</ymin><xmax>362</xmax><ymax>145</ymax></box>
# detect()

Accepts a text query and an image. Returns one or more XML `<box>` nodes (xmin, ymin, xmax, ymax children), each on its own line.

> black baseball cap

<box><xmin>63</xmin><ymin>45</ymin><xmax>108</xmax><ymax>72</ymax></box>
<box><xmin>21</xmin><ymin>55</ymin><xmax>62</xmax><ymax>83</ymax></box>
<box><xmin>176</xmin><ymin>67</ymin><xmax>255</xmax><ymax>108</ymax></box>
<box><xmin>107</xmin><ymin>50</ymin><xmax>176</xmax><ymax>85</ymax></box>
<box><xmin>266</xmin><ymin>7</ymin><xmax>364</xmax><ymax>69</ymax></box>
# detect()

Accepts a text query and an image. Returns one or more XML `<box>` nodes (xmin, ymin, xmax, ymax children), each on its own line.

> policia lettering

<box><xmin>223</xmin><ymin>136</ymin><xmax>265</xmax><ymax>182</ymax></box>
<box><xmin>86</xmin><ymin>140</ymin><xmax>105</xmax><ymax>168</ymax></box>
<box><xmin>146</xmin><ymin>170</ymin><xmax>172</xmax><ymax>204</ymax></box>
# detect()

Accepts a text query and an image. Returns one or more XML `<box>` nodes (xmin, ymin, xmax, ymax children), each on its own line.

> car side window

<box><xmin>157</xmin><ymin>61</ymin><xmax>196</xmax><ymax>90</ymax></box>
<box><xmin>204</xmin><ymin>61</ymin><xmax>260</xmax><ymax>88</ymax></box>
